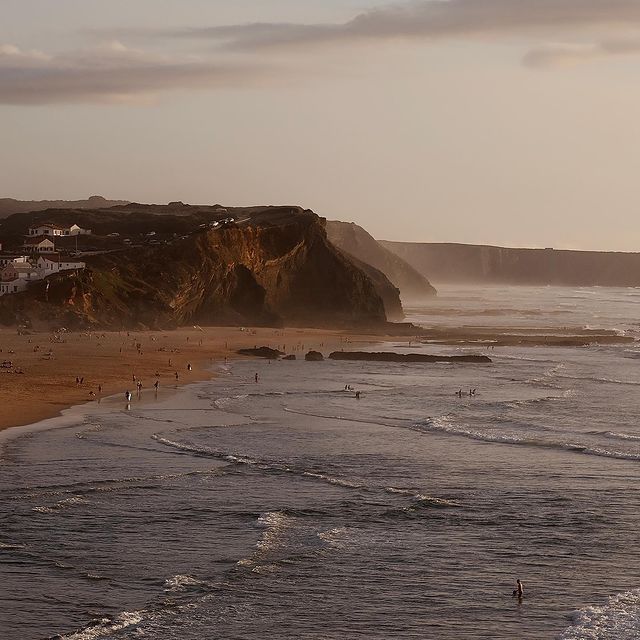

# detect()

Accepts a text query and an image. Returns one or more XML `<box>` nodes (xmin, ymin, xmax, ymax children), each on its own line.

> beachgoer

<box><xmin>175</xmin><ymin>372</ymin><xmax>179</xmax><ymax>380</ymax></box>
<box><xmin>154</xmin><ymin>381</ymin><xmax>159</xmax><ymax>391</ymax></box>
<box><xmin>516</xmin><ymin>579</ymin><xmax>523</xmax><ymax>598</ymax></box>
<box><xmin>125</xmin><ymin>390</ymin><xmax>132</xmax><ymax>402</ymax></box>
<box><xmin>187</xmin><ymin>363</ymin><xmax>192</xmax><ymax>372</ymax></box>
<box><xmin>355</xmin><ymin>391</ymin><xmax>361</xmax><ymax>399</ymax></box>
<box><xmin>255</xmin><ymin>372</ymin><xmax>259</xmax><ymax>383</ymax></box>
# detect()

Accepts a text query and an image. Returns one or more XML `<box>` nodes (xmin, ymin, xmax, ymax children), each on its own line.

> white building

<box><xmin>23</xmin><ymin>237</ymin><xmax>56</xmax><ymax>253</ymax></box>
<box><xmin>37</xmin><ymin>254</ymin><xmax>86</xmax><ymax>274</ymax></box>
<box><xmin>67</xmin><ymin>224</ymin><xmax>92</xmax><ymax>236</ymax></box>
<box><xmin>28</xmin><ymin>223</ymin><xmax>91</xmax><ymax>237</ymax></box>
<box><xmin>1</xmin><ymin>262</ymin><xmax>41</xmax><ymax>283</ymax></box>
<box><xmin>28</xmin><ymin>223</ymin><xmax>66</xmax><ymax>237</ymax></box>
<box><xmin>0</xmin><ymin>279</ymin><xmax>28</xmax><ymax>296</ymax></box>
<box><xmin>0</xmin><ymin>255</ymin><xmax>30</xmax><ymax>269</ymax></box>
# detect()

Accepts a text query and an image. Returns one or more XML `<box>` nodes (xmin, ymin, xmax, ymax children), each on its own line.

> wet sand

<box><xmin>0</xmin><ymin>326</ymin><xmax>377</xmax><ymax>433</ymax></box>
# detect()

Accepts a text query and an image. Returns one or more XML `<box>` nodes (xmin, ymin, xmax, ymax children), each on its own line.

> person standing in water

<box><xmin>514</xmin><ymin>579</ymin><xmax>523</xmax><ymax>598</ymax></box>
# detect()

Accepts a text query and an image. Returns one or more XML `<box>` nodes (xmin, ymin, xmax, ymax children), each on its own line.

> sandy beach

<box><xmin>0</xmin><ymin>325</ymin><xmax>382</xmax><ymax>433</ymax></box>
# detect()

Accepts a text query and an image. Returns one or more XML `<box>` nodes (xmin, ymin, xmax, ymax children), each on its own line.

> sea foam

<box><xmin>560</xmin><ymin>589</ymin><xmax>640</xmax><ymax>640</ymax></box>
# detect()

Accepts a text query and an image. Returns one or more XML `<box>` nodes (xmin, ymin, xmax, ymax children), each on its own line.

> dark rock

<box><xmin>305</xmin><ymin>351</ymin><xmax>324</xmax><ymax>361</ymax></box>
<box><xmin>328</xmin><ymin>351</ymin><xmax>492</xmax><ymax>364</ymax></box>
<box><xmin>237</xmin><ymin>347</ymin><xmax>284</xmax><ymax>359</ymax></box>
<box><xmin>283</xmin><ymin>354</ymin><xmax>296</xmax><ymax>360</ymax></box>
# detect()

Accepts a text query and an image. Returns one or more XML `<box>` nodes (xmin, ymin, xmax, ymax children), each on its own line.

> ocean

<box><xmin>2</xmin><ymin>285</ymin><xmax>640</xmax><ymax>639</ymax></box>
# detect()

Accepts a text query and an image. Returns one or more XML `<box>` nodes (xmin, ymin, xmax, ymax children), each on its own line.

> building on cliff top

<box><xmin>1</xmin><ymin>262</ymin><xmax>41</xmax><ymax>283</ymax></box>
<box><xmin>23</xmin><ymin>237</ymin><xmax>56</xmax><ymax>253</ymax></box>
<box><xmin>36</xmin><ymin>254</ymin><xmax>85</xmax><ymax>274</ymax></box>
<box><xmin>28</xmin><ymin>223</ymin><xmax>92</xmax><ymax>237</ymax></box>
<box><xmin>0</xmin><ymin>254</ymin><xmax>29</xmax><ymax>268</ymax></box>
<box><xmin>0</xmin><ymin>279</ymin><xmax>28</xmax><ymax>296</ymax></box>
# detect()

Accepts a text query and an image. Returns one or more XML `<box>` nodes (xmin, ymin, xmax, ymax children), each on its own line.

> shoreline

<box><xmin>0</xmin><ymin>326</ymin><xmax>394</xmax><ymax>436</ymax></box>
<box><xmin>3</xmin><ymin>319</ymin><xmax>629</xmax><ymax>439</ymax></box>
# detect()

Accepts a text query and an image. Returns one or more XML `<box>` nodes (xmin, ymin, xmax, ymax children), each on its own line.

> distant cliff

<box><xmin>382</xmin><ymin>241</ymin><xmax>640</xmax><ymax>287</ymax></box>
<box><xmin>326</xmin><ymin>221</ymin><xmax>436</xmax><ymax>299</ymax></box>
<box><xmin>0</xmin><ymin>196</ymin><xmax>129</xmax><ymax>218</ymax></box>
<box><xmin>0</xmin><ymin>205</ymin><xmax>395</xmax><ymax>329</ymax></box>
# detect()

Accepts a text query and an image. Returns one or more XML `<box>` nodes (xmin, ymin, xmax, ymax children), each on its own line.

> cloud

<box><xmin>0</xmin><ymin>41</ymin><xmax>269</xmax><ymax>105</ymax></box>
<box><xmin>524</xmin><ymin>38</ymin><xmax>640</xmax><ymax>67</ymax></box>
<box><xmin>166</xmin><ymin>0</ymin><xmax>640</xmax><ymax>51</ymax></box>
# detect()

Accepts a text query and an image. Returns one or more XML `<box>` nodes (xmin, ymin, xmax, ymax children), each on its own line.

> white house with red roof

<box><xmin>1</xmin><ymin>262</ymin><xmax>41</xmax><ymax>283</ymax></box>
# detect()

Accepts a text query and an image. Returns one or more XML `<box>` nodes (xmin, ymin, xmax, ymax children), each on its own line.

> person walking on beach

<box><xmin>255</xmin><ymin>372</ymin><xmax>259</xmax><ymax>383</ymax></box>
<box><xmin>125</xmin><ymin>390</ymin><xmax>132</xmax><ymax>402</ymax></box>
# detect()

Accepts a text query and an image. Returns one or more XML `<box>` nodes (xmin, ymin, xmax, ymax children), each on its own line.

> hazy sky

<box><xmin>3</xmin><ymin>0</ymin><xmax>640</xmax><ymax>250</ymax></box>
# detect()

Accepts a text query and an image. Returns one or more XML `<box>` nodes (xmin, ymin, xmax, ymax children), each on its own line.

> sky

<box><xmin>2</xmin><ymin>0</ymin><xmax>640</xmax><ymax>250</ymax></box>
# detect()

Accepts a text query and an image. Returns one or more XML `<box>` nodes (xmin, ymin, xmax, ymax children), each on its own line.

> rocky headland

<box><xmin>0</xmin><ymin>204</ymin><xmax>404</xmax><ymax>329</ymax></box>
<box><xmin>382</xmin><ymin>241</ymin><xmax>640</xmax><ymax>287</ymax></box>
<box><xmin>326</xmin><ymin>221</ymin><xmax>436</xmax><ymax>300</ymax></box>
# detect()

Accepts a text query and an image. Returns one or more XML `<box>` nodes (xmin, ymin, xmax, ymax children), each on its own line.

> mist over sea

<box><xmin>2</xmin><ymin>285</ymin><xmax>640</xmax><ymax>639</ymax></box>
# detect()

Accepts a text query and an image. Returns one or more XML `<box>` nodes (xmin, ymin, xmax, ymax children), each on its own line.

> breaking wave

<box><xmin>560</xmin><ymin>589</ymin><xmax>640</xmax><ymax>640</ymax></box>
<box><xmin>414</xmin><ymin>417</ymin><xmax>640</xmax><ymax>462</ymax></box>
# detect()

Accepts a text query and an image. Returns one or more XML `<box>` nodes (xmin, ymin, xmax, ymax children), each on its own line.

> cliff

<box><xmin>0</xmin><ymin>206</ymin><xmax>393</xmax><ymax>329</ymax></box>
<box><xmin>382</xmin><ymin>241</ymin><xmax>640</xmax><ymax>287</ymax></box>
<box><xmin>326</xmin><ymin>221</ymin><xmax>436</xmax><ymax>300</ymax></box>
<box><xmin>0</xmin><ymin>195</ymin><xmax>129</xmax><ymax>218</ymax></box>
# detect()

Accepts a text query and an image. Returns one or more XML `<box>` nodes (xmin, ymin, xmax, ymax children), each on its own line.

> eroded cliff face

<box><xmin>382</xmin><ymin>241</ymin><xmax>640</xmax><ymax>287</ymax></box>
<box><xmin>326</xmin><ymin>221</ymin><xmax>436</xmax><ymax>300</ymax></box>
<box><xmin>0</xmin><ymin>208</ymin><xmax>390</xmax><ymax>329</ymax></box>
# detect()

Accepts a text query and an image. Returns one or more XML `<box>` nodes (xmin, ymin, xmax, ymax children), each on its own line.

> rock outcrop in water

<box><xmin>237</xmin><ymin>347</ymin><xmax>284</xmax><ymax>359</ymax></box>
<box><xmin>382</xmin><ymin>241</ymin><xmax>640</xmax><ymax>287</ymax></box>
<box><xmin>326</xmin><ymin>221</ymin><xmax>436</xmax><ymax>300</ymax></box>
<box><xmin>328</xmin><ymin>351</ymin><xmax>492</xmax><ymax>363</ymax></box>
<box><xmin>0</xmin><ymin>205</ymin><xmax>397</xmax><ymax>330</ymax></box>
